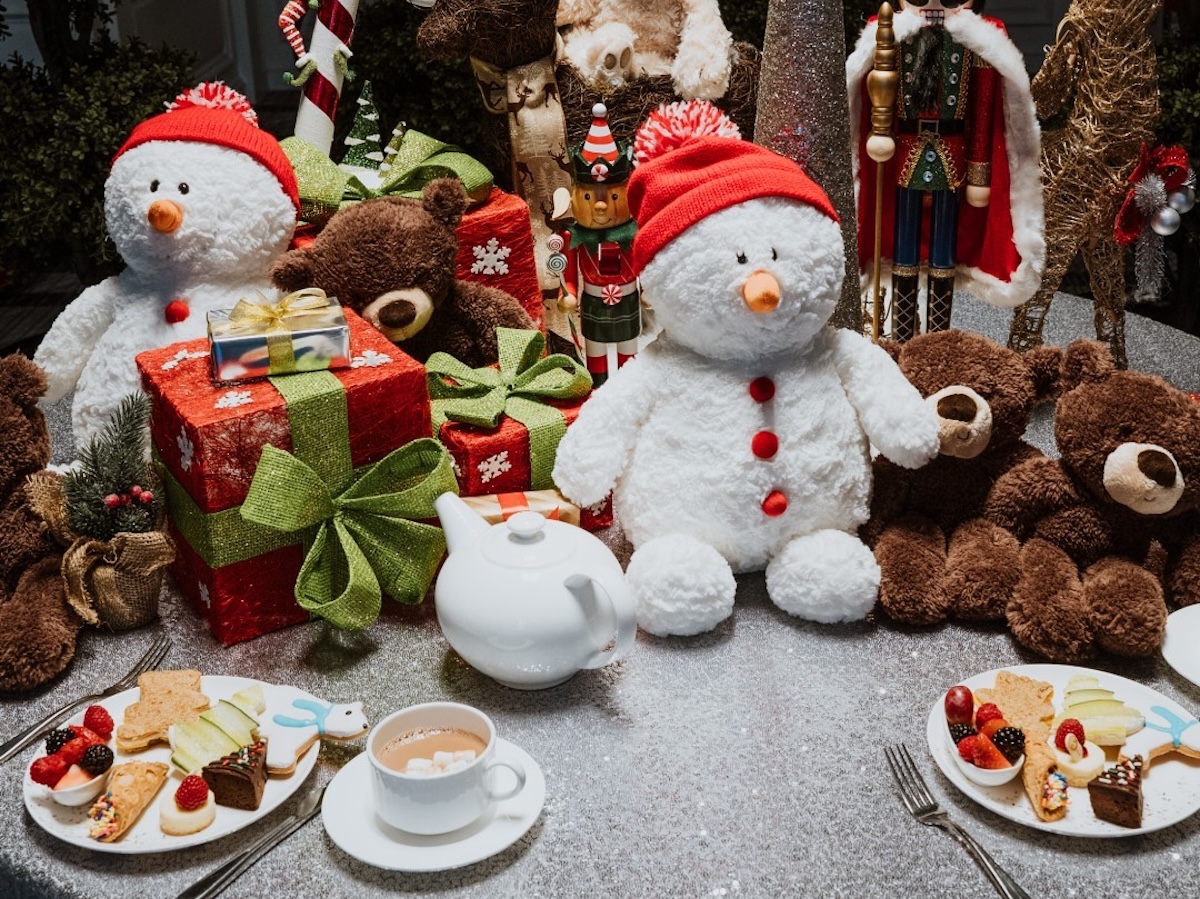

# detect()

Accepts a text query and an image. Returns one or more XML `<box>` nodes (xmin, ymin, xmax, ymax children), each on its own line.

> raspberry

<box><xmin>991</xmin><ymin>726</ymin><xmax>1026</xmax><ymax>763</ymax></box>
<box><xmin>948</xmin><ymin>723</ymin><xmax>977</xmax><ymax>744</ymax></box>
<box><xmin>30</xmin><ymin>754</ymin><xmax>69</xmax><ymax>787</ymax></box>
<box><xmin>68</xmin><ymin>724</ymin><xmax>106</xmax><ymax>747</ymax></box>
<box><xmin>80</xmin><ymin>744</ymin><xmax>114</xmax><ymax>777</ymax></box>
<box><xmin>972</xmin><ymin>733</ymin><xmax>1011</xmax><ymax>769</ymax></box>
<box><xmin>44</xmin><ymin>728</ymin><xmax>75</xmax><ymax>755</ymax></box>
<box><xmin>58</xmin><ymin>737</ymin><xmax>91</xmax><ymax>767</ymax></box>
<box><xmin>175</xmin><ymin>775</ymin><xmax>209</xmax><ymax>811</ymax></box>
<box><xmin>1054</xmin><ymin>719</ymin><xmax>1087</xmax><ymax>753</ymax></box>
<box><xmin>974</xmin><ymin>703</ymin><xmax>1004</xmax><ymax>727</ymax></box>
<box><xmin>83</xmin><ymin>705</ymin><xmax>114</xmax><ymax>739</ymax></box>
<box><xmin>956</xmin><ymin>734</ymin><xmax>980</xmax><ymax>762</ymax></box>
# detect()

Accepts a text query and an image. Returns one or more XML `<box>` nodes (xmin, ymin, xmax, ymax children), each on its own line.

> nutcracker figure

<box><xmin>550</xmin><ymin>104</ymin><xmax>640</xmax><ymax>387</ymax></box>
<box><xmin>848</xmin><ymin>0</ymin><xmax>1043</xmax><ymax>340</ymax></box>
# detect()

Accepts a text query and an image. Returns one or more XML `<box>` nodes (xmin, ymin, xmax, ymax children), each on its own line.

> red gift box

<box><xmin>455</xmin><ymin>188</ymin><xmax>544</xmax><ymax>327</ymax></box>
<box><xmin>137</xmin><ymin>309</ymin><xmax>432</xmax><ymax>644</ymax></box>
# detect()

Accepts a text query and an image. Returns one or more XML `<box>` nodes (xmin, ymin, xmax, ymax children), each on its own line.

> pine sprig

<box><xmin>63</xmin><ymin>393</ymin><xmax>160</xmax><ymax>541</ymax></box>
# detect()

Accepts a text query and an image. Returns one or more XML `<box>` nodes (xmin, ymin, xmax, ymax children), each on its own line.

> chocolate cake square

<box><xmin>201</xmin><ymin>740</ymin><xmax>267</xmax><ymax>811</ymax></box>
<box><xmin>1087</xmin><ymin>755</ymin><xmax>1144</xmax><ymax>829</ymax></box>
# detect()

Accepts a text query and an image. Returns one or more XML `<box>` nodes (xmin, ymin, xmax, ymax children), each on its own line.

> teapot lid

<box><xmin>481</xmin><ymin>511</ymin><xmax>576</xmax><ymax>569</ymax></box>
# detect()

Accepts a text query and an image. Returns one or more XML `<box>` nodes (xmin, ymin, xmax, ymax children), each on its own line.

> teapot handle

<box><xmin>564</xmin><ymin>573</ymin><xmax>637</xmax><ymax>670</ymax></box>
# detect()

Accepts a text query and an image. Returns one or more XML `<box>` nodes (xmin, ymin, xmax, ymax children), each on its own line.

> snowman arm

<box><xmin>553</xmin><ymin>356</ymin><xmax>657</xmax><ymax>507</ymax></box>
<box><xmin>830</xmin><ymin>328</ymin><xmax>939</xmax><ymax>470</ymax></box>
<box><xmin>33</xmin><ymin>280</ymin><xmax>118</xmax><ymax>404</ymax></box>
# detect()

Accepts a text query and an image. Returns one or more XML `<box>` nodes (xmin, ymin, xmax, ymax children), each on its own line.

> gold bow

<box><xmin>217</xmin><ymin>289</ymin><xmax>335</xmax><ymax>374</ymax></box>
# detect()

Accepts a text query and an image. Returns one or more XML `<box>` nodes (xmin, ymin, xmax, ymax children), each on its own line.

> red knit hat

<box><xmin>628</xmin><ymin>101</ymin><xmax>838</xmax><ymax>274</ymax></box>
<box><xmin>114</xmin><ymin>82</ymin><xmax>300</xmax><ymax>215</ymax></box>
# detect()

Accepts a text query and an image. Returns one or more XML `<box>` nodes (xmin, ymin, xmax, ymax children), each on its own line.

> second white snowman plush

<box><xmin>34</xmin><ymin>83</ymin><xmax>299</xmax><ymax>448</ymax></box>
<box><xmin>553</xmin><ymin>101</ymin><xmax>939</xmax><ymax>636</ymax></box>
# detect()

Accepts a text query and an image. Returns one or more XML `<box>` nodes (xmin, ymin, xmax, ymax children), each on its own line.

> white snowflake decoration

<box><xmin>178</xmin><ymin>428</ymin><xmax>195</xmax><ymax>472</ymax></box>
<box><xmin>478</xmin><ymin>450</ymin><xmax>511</xmax><ymax>484</ymax></box>
<box><xmin>198</xmin><ymin>582</ymin><xmax>211</xmax><ymax>609</ymax></box>
<box><xmin>351</xmin><ymin>349</ymin><xmax>393</xmax><ymax>368</ymax></box>
<box><xmin>470</xmin><ymin>238</ymin><xmax>511</xmax><ymax>276</ymax></box>
<box><xmin>449</xmin><ymin>454</ymin><xmax>463</xmax><ymax>481</ymax></box>
<box><xmin>161</xmin><ymin>348</ymin><xmax>209</xmax><ymax>370</ymax></box>
<box><xmin>586</xmin><ymin>498</ymin><xmax>609</xmax><ymax>517</ymax></box>
<box><xmin>215</xmin><ymin>390</ymin><xmax>253</xmax><ymax>409</ymax></box>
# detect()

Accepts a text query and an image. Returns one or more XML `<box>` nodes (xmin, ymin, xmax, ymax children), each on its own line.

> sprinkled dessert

<box><xmin>86</xmin><ymin>761</ymin><xmax>169</xmax><ymax>842</ymax></box>
<box><xmin>201</xmin><ymin>740</ymin><xmax>267</xmax><ymax>811</ymax></box>
<box><xmin>1087</xmin><ymin>756</ymin><xmax>1145</xmax><ymax>829</ymax></box>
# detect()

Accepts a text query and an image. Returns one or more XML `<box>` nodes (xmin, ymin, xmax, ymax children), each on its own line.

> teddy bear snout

<box><xmin>928</xmin><ymin>385</ymin><xmax>991</xmax><ymax>459</ymax></box>
<box><xmin>742</xmin><ymin>270</ymin><xmax>780</xmax><ymax>314</ymax></box>
<box><xmin>147</xmin><ymin>199</ymin><xmax>184</xmax><ymax>234</ymax></box>
<box><xmin>361</xmin><ymin>288</ymin><xmax>434</xmax><ymax>342</ymax></box>
<box><xmin>1103</xmin><ymin>442</ymin><xmax>1184</xmax><ymax>514</ymax></box>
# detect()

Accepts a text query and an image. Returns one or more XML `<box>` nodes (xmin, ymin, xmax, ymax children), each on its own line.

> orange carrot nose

<box><xmin>147</xmin><ymin>199</ymin><xmax>183</xmax><ymax>234</ymax></box>
<box><xmin>742</xmin><ymin>270</ymin><xmax>781</xmax><ymax>313</ymax></box>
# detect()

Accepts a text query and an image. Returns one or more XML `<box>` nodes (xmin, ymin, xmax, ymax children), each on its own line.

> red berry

<box><xmin>130</xmin><ymin>484</ymin><xmax>143</xmax><ymax>496</ymax></box>
<box><xmin>58</xmin><ymin>737</ymin><xmax>92</xmax><ymax>766</ymax></box>
<box><xmin>121</xmin><ymin>494</ymin><xmax>131</xmax><ymax>506</ymax></box>
<box><xmin>104</xmin><ymin>494</ymin><xmax>121</xmax><ymax>509</ymax></box>
<box><xmin>1054</xmin><ymin>719</ymin><xmax>1087</xmax><ymax>754</ymax></box>
<box><xmin>82</xmin><ymin>705</ymin><xmax>114</xmax><ymax>739</ymax></box>
<box><xmin>944</xmin><ymin>685</ymin><xmax>974</xmax><ymax>726</ymax></box>
<box><xmin>956</xmin><ymin>734</ymin><xmax>980</xmax><ymax>762</ymax></box>
<box><xmin>140</xmin><ymin>491</ymin><xmax>154</xmax><ymax>504</ymax></box>
<box><xmin>973</xmin><ymin>733</ymin><xmax>1012</xmax><ymax>769</ymax></box>
<box><xmin>68</xmin><ymin>724</ymin><xmax>106</xmax><ymax>747</ymax></box>
<box><xmin>974</xmin><ymin>703</ymin><xmax>1004</xmax><ymax>727</ymax></box>
<box><xmin>30</xmin><ymin>754</ymin><xmax>69</xmax><ymax>787</ymax></box>
<box><xmin>175</xmin><ymin>775</ymin><xmax>209</xmax><ymax>811</ymax></box>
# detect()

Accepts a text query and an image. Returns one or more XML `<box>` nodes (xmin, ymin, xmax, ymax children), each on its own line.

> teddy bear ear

<box><xmin>269</xmin><ymin>249</ymin><xmax>315</xmax><ymax>292</ymax></box>
<box><xmin>1060</xmin><ymin>339</ymin><xmax>1116</xmax><ymax>392</ymax></box>
<box><xmin>421</xmin><ymin>178</ymin><xmax>470</xmax><ymax>232</ymax></box>
<box><xmin>876</xmin><ymin>338</ymin><xmax>902</xmax><ymax>364</ymax></box>
<box><xmin>1024</xmin><ymin>345</ymin><xmax>1064</xmax><ymax>401</ymax></box>
<box><xmin>0</xmin><ymin>354</ymin><xmax>49</xmax><ymax>409</ymax></box>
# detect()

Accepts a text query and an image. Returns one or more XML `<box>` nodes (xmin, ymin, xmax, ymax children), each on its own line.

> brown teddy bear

<box><xmin>270</xmin><ymin>178</ymin><xmax>534</xmax><ymax>368</ymax></box>
<box><xmin>0</xmin><ymin>355</ymin><xmax>80</xmax><ymax>693</ymax></box>
<box><xmin>865</xmin><ymin>330</ymin><xmax>1062</xmax><ymax>625</ymax></box>
<box><xmin>986</xmin><ymin>339</ymin><xmax>1199</xmax><ymax>662</ymax></box>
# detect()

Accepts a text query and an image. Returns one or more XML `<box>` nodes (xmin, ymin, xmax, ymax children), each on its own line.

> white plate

<box><xmin>23</xmin><ymin>676</ymin><xmax>320</xmax><ymax>853</ymax></box>
<box><xmin>925</xmin><ymin>664</ymin><xmax>1200</xmax><ymax>837</ymax></box>
<box><xmin>1163</xmin><ymin>605</ymin><xmax>1200</xmax><ymax>687</ymax></box>
<box><xmin>322</xmin><ymin>738</ymin><xmax>545</xmax><ymax>871</ymax></box>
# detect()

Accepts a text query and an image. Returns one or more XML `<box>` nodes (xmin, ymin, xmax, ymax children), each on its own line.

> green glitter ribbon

<box><xmin>283</xmin><ymin>130</ymin><xmax>494</xmax><ymax>225</ymax></box>
<box><xmin>426</xmin><ymin>329</ymin><xmax>593</xmax><ymax>490</ymax></box>
<box><xmin>161</xmin><ymin>371</ymin><xmax>457</xmax><ymax>631</ymax></box>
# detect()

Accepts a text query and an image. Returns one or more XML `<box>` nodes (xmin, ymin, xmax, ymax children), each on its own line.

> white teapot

<box><xmin>433</xmin><ymin>492</ymin><xmax>637</xmax><ymax>689</ymax></box>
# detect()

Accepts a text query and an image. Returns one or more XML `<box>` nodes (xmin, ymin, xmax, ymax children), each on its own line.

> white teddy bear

<box><xmin>556</xmin><ymin>0</ymin><xmax>734</xmax><ymax>99</ymax></box>
<box><xmin>34</xmin><ymin>83</ymin><xmax>298</xmax><ymax>448</ymax></box>
<box><xmin>552</xmin><ymin>102</ymin><xmax>940</xmax><ymax>636</ymax></box>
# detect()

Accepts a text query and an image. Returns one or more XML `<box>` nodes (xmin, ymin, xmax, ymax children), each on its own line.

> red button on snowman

<box><xmin>554</xmin><ymin>101</ymin><xmax>939</xmax><ymax>637</ymax></box>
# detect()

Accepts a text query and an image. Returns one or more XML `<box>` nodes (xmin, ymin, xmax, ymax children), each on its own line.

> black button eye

<box><xmin>178</xmin><ymin>183</ymin><xmax>189</xmax><ymax>195</ymax></box>
<box><xmin>150</xmin><ymin>180</ymin><xmax>159</xmax><ymax>192</ymax></box>
<box><xmin>771</xmin><ymin>247</ymin><xmax>778</xmax><ymax>261</ymax></box>
<box><xmin>736</xmin><ymin>252</ymin><xmax>747</xmax><ymax>264</ymax></box>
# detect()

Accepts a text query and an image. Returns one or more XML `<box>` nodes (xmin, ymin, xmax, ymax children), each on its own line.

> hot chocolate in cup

<box><xmin>367</xmin><ymin>702</ymin><xmax>526</xmax><ymax>835</ymax></box>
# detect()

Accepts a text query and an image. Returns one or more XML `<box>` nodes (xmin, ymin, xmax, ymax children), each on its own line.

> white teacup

<box><xmin>367</xmin><ymin>702</ymin><xmax>526</xmax><ymax>835</ymax></box>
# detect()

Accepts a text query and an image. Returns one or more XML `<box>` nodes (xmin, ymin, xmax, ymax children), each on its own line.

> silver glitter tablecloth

<box><xmin>4</xmin><ymin>294</ymin><xmax>1199</xmax><ymax>899</ymax></box>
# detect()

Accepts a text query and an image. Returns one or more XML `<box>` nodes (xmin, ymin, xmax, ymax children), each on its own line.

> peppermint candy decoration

<box><xmin>601</xmin><ymin>284</ymin><xmax>623</xmax><ymax>306</ymax></box>
<box><xmin>634</xmin><ymin>100</ymin><xmax>741</xmax><ymax>165</ymax></box>
<box><xmin>591</xmin><ymin>162</ymin><xmax>610</xmax><ymax>182</ymax></box>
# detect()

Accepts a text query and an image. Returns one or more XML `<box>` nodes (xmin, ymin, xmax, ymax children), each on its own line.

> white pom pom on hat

<box><xmin>628</xmin><ymin>99</ymin><xmax>838</xmax><ymax>273</ymax></box>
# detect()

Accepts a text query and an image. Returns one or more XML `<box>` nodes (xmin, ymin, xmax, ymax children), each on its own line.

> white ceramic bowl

<box><xmin>48</xmin><ymin>769</ymin><xmax>109</xmax><ymax>807</ymax></box>
<box><xmin>944</xmin><ymin>724</ymin><xmax>1024</xmax><ymax>787</ymax></box>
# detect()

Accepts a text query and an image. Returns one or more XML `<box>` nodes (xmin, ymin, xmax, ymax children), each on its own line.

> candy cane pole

<box><xmin>279</xmin><ymin>0</ymin><xmax>360</xmax><ymax>154</ymax></box>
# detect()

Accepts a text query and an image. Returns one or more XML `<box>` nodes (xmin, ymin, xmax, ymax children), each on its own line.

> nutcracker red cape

<box><xmin>847</xmin><ymin>8</ymin><xmax>1044</xmax><ymax>308</ymax></box>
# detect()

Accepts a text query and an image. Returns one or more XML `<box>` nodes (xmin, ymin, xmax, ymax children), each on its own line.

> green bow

<box><xmin>427</xmin><ymin>329</ymin><xmax>593</xmax><ymax>490</ymax></box>
<box><xmin>240</xmin><ymin>437</ymin><xmax>457</xmax><ymax>631</ymax></box>
<box><xmin>282</xmin><ymin>130</ymin><xmax>494</xmax><ymax>225</ymax></box>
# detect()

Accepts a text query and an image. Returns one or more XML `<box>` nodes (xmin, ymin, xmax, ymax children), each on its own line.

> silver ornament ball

<box><xmin>1168</xmin><ymin>186</ymin><xmax>1195</xmax><ymax>214</ymax></box>
<box><xmin>1151</xmin><ymin>205</ymin><xmax>1182</xmax><ymax>236</ymax></box>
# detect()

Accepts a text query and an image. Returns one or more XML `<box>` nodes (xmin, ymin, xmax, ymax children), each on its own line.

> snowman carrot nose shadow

<box><xmin>742</xmin><ymin>270</ymin><xmax>780</xmax><ymax>313</ymax></box>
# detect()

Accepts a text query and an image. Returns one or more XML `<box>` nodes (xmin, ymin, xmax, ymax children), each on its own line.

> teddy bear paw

<box><xmin>767</xmin><ymin>530</ymin><xmax>879</xmax><ymax>623</ymax></box>
<box><xmin>1083</xmin><ymin>557</ymin><xmax>1168</xmax><ymax>657</ymax></box>
<box><xmin>625</xmin><ymin>533</ymin><xmax>735</xmax><ymax>636</ymax></box>
<box><xmin>566</xmin><ymin>22</ymin><xmax>637</xmax><ymax>88</ymax></box>
<box><xmin>670</xmin><ymin>42</ymin><xmax>731</xmax><ymax>100</ymax></box>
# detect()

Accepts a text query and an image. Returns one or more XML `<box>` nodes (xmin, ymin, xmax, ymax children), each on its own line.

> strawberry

<box><xmin>979</xmin><ymin>717</ymin><xmax>1010</xmax><ymax>739</ymax></box>
<box><xmin>30</xmin><ymin>754</ymin><xmax>69</xmax><ymax>787</ymax></box>
<box><xmin>175</xmin><ymin>775</ymin><xmax>209</xmax><ymax>811</ymax></box>
<box><xmin>974</xmin><ymin>703</ymin><xmax>1004</xmax><ymax>728</ymax></box>
<box><xmin>82</xmin><ymin>705</ymin><xmax>114</xmax><ymax>739</ymax></box>
<box><xmin>58</xmin><ymin>736</ymin><xmax>92</xmax><ymax>767</ymax></box>
<box><xmin>1054</xmin><ymin>719</ymin><xmax>1087</xmax><ymax>754</ymax></box>
<box><xmin>68</xmin><ymin>724</ymin><xmax>106</xmax><ymax>747</ymax></box>
<box><xmin>972</xmin><ymin>733</ymin><xmax>1011</xmax><ymax>769</ymax></box>
<box><xmin>956</xmin><ymin>734</ymin><xmax>981</xmax><ymax>762</ymax></box>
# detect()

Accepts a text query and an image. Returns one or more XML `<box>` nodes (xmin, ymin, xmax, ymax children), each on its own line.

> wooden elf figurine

<box><xmin>550</xmin><ymin>105</ymin><xmax>640</xmax><ymax>387</ymax></box>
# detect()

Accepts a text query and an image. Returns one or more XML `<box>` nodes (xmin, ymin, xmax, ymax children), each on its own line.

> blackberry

<box><xmin>80</xmin><ymin>744</ymin><xmax>114</xmax><ymax>777</ymax></box>
<box><xmin>44</xmin><ymin>728</ymin><xmax>75</xmax><ymax>755</ymax></box>
<box><xmin>948</xmin><ymin>723</ymin><xmax>977</xmax><ymax>744</ymax></box>
<box><xmin>992</xmin><ymin>726</ymin><xmax>1026</xmax><ymax>763</ymax></box>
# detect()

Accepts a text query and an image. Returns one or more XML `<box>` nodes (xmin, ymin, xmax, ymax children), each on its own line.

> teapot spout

<box><xmin>434</xmin><ymin>492</ymin><xmax>488</xmax><ymax>555</ymax></box>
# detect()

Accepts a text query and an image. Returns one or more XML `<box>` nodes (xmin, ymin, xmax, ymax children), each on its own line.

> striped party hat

<box><xmin>571</xmin><ymin>103</ymin><xmax>631</xmax><ymax>184</ymax></box>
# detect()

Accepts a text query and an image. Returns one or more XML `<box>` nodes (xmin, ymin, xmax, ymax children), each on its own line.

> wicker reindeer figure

<box><xmin>1007</xmin><ymin>0</ymin><xmax>1162</xmax><ymax>369</ymax></box>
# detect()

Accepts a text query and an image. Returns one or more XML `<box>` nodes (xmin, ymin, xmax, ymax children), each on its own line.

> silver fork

<box><xmin>0</xmin><ymin>633</ymin><xmax>171</xmax><ymax>766</ymax></box>
<box><xmin>885</xmin><ymin>744</ymin><xmax>1034</xmax><ymax>899</ymax></box>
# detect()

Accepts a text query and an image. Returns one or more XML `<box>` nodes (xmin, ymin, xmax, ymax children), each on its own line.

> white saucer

<box><xmin>1164</xmin><ymin>605</ymin><xmax>1200</xmax><ymax>687</ymax></box>
<box><xmin>321</xmin><ymin>738</ymin><xmax>545</xmax><ymax>871</ymax></box>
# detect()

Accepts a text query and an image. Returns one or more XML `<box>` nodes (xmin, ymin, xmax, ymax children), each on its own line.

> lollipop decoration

<box><xmin>1113</xmin><ymin>144</ymin><xmax>1195</xmax><ymax>303</ymax></box>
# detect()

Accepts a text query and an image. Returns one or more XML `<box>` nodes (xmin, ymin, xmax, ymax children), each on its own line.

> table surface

<box><xmin>4</xmin><ymin>293</ymin><xmax>1200</xmax><ymax>899</ymax></box>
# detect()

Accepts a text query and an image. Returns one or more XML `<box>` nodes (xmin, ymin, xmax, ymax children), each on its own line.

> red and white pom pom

<box><xmin>166</xmin><ymin>82</ymin><xmax>259</xmax><ymax>127</ymax></box>
<box><xmin>634</xmin><ymin>100</ymin><xmax>741</xmax><ymax>165</ymax></box>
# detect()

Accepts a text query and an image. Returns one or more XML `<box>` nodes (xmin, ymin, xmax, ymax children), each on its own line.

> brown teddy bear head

<box><xmin>271</xmin><ymin>179</ymin><xmax>469</xmax><ymax>345</ymax></box>
<box><xmin>0</xmin><ymin>355</ymin><xmax>51</xmax><ymax>500</ymax></box>
<box><xmin>1054</xmin><ymin>339</ymin><xmax>1200</xmax><ymax>518</ymax></box>
<box><xmin>888</xmin><ymin>330</ymin><xmax>1061</xmax><ymax>461</ymax></box>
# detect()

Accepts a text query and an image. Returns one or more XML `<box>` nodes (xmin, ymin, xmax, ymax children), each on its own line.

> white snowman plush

<box><xmin>34</xmin><ymin>82</ymin><xmax>299</xmax><ymax>448</ymax></box>
<box><xmin>553</xmin><ymin>101</ymin><xmax>940</xmax><ymax>636</ymax></box>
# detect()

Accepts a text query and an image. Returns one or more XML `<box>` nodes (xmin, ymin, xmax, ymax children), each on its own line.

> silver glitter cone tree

<box><xmin>755</xmin><ymin>0</ymin><xmax>861</xmax><ymax>331</ymax></box>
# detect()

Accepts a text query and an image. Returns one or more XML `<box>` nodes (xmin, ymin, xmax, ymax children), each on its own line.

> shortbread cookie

<box><xmin>87</xmin><ymin>761</ymin><xmax>169</xmax><ymax>841</ymax></box>
<box><xmin>261</xmin><ymin>695</ymin><xmax>368</xmax><ymax>775</ymax></box>
<box><xmin>976</xmin><ymin>671</ymin><xmax>1056</xmax><ymax>743</ymax></box>
<box><xmin>1138</xmin><ymin>706</ymin><xmax>1200</xmax><ymax>769</ymax></box>
<box><xmin>116</xmin><ymin>670</ymin><xmax>210</xmax><ymax>752</ymax></box>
